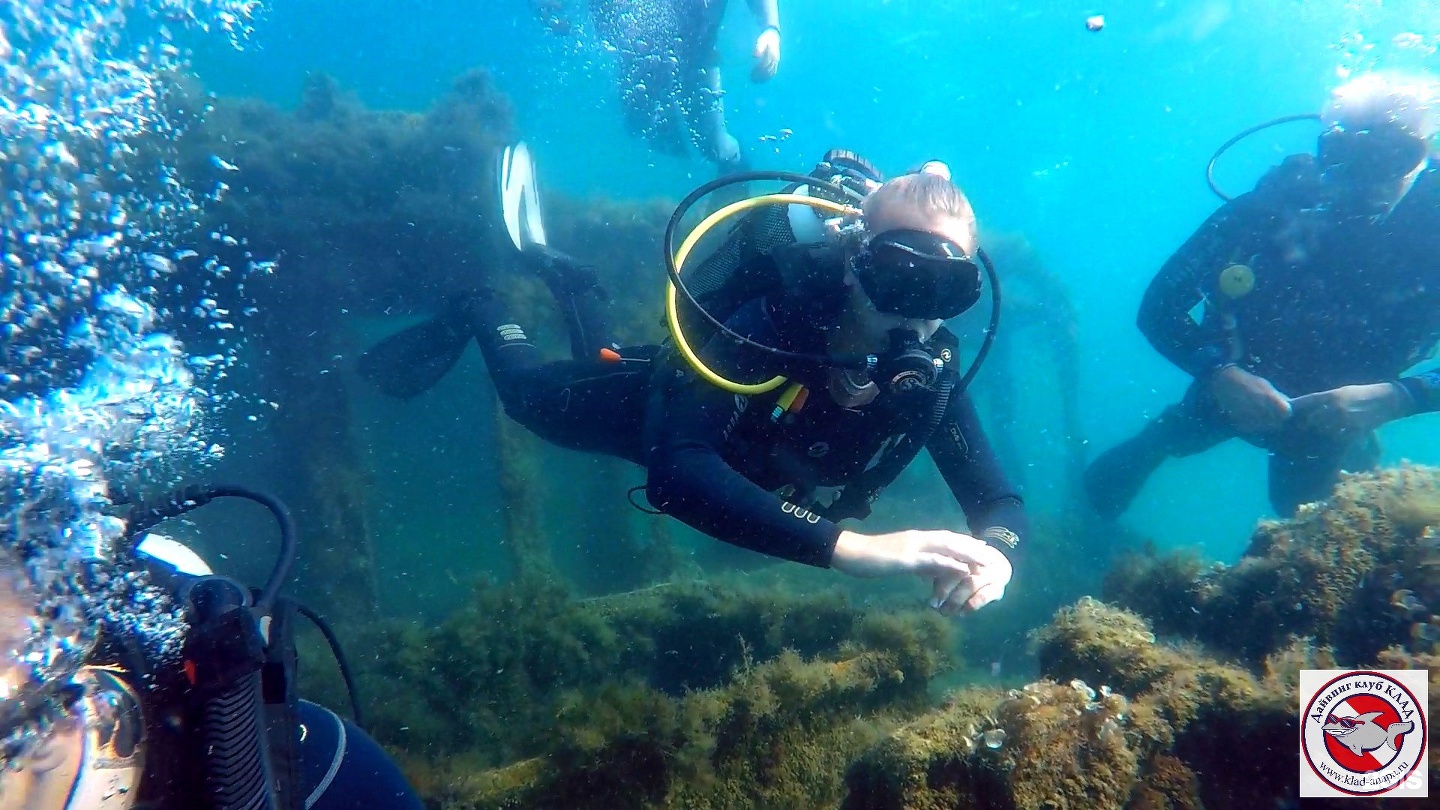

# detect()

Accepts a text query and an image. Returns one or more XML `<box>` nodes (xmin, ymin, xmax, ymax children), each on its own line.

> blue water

<box><xmin>192</xmin><ymin>0</ymin><xmax>1437</xmax><ymax>561</ymax></box>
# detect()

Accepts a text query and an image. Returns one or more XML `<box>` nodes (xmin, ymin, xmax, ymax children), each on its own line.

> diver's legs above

<box><xmin>687</xmin><ymin>64</ymin><xmax>746</xmax><ymax>176</ymax></box>
<box><xmin>1266</xmin><ymin>431</ymin><xmax>1380</xmax><ymax>517</ymax></box>
<box><xmin>1084</xmin><ymin>388</ymin><xmax>1233</xmax><ymax>520</ymax></box>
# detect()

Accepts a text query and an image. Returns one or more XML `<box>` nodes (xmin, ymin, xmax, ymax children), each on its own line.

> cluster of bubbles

<box><xmin>546</xmin><ymin>0</ymin><xmax>714</xmax><ymax>159</ymax></box>
<box><xmin>1</xmin><ymin>0</ymin><xmax>261</xmax><ymax>762</ymax></box>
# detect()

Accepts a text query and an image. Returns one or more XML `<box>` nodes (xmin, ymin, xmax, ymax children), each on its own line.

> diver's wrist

<box><xmin>981</xmin><ymin>526</ymin><xmax>1019</xmax><ymax>561</ymax></box>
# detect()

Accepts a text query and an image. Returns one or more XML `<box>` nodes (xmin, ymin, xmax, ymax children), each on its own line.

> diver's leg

<box><xmin>296</xmin><ymin>701</ymin><xmax>424</xmax><ymax>810</ymax></box>
<box><xmin>1084</xmin><ymin>384</ymin><xmax>1233</xmax><ymax>519</ymax></box>
<box><xmin>1267</xmin><ymin>450</ymin><xmax>1341</xmax><ymax>517</ymax></box>
<box><xmin>467</xmin><ymin>289</ymin><xmax>650</xmax><ymax>461</ymax></box>
<box><xmin>519</xmin><ymin>245</ymin><xmax>615</xmax><ymax>362</ymax></box>
<box><xmin>687</xmin><ymin>61</ymin><xmax>745</xmax><ymax>175</ymax></box>
<box><xmin>1266</xmin><ymin>432</ymin><xmax>1379</xmax><ymax>517</ymax></box>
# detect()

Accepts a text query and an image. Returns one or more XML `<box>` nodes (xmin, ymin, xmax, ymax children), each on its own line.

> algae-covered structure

<box><xmin>290</xmin><ymin>467</ymin><xmax>1440</xmax><ymax>809</ymax></box>
<box><xmin>163</xmin><ymin>72</ymin><xmax>1437</xmax><ymax>808</ymax></box>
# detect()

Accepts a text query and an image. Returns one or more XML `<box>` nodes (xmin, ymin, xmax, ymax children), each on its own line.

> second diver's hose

<box><xmin>1206</xmin><ymin>113</ymin><xmax>1320</xmax><ymax>201</ymax></box>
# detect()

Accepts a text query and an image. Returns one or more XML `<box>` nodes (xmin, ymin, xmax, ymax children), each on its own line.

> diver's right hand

<box><xmin>1209</xmin><ymin>365</ymin><xmax>1292</xmax><ymax>433</ymax></box>
<box><xmin>830</xmin><ymin>529</ymin><xmax>1010</xmax><ymax>613</ymax></box>
<box><xmin>751</xmin><ymin>27</ymin><xmax>781</xmax><ymax>82</ymax></box>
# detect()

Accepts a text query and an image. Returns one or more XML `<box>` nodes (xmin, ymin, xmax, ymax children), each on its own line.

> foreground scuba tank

<box><xmin>181</xmin><ymin>576</ymin><xmax>278</xmax><ymax>810</ymax></box>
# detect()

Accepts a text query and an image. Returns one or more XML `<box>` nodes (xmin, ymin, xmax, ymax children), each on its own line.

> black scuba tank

<box><xmin>675</xmin><ymin>150</ymin><xmax>885</xmax><ymax>346</ymax></box>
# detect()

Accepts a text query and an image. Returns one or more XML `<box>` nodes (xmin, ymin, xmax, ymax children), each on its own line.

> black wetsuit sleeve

<box><xmin>926</xmin><ymin>390</ymin><xmax>1028</xmax><ymax>565</ymax></box>
<box><xmin>645</xmin><ymin>303</ymin><xmax>841</xmax><ymax>568</ymax></box>
<box><xmin>1137</xmin><ymin>200</ymin><xmax>1255</xmax><ymax>379</ymax></box>
<box><xmin>1399</xmin><ymin>369</ymin><xmax>1440</xmax><ymax>414</ymax></box>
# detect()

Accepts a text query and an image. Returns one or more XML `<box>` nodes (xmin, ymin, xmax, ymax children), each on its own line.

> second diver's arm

<box><xmin>1136</xmin><ymin>200</ymin><xmax>1256</xmax><ymax>379</ymax></box>
<box><xmin>748</xmin><ymin>0</ymin><xmax>780</xmax><ymax>30</ymax></box>
<box><xmin>1397</xmin><ymin>368</ymin><xmax>1440</xmax><ymax>414</ymax></box>
<box><xmin>746</xmin><ymin>0</ymin><xmax>781</xmax><ymax>81</ymax></box>
<box><xmin>925</xmin><ymin>390</ymin><xmax>1029</xmax><ymax>567</ymax></box>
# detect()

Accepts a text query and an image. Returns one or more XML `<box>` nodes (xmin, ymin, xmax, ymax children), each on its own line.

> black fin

<box><xmin>357</xmin><ymin>305</ymin><xmax>474</xmax><ymax>400</ymax></box>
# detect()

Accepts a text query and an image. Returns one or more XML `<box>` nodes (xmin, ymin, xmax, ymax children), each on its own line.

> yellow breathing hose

<box><xmin>666</xmin><ymin>192</ymin><xmax>857</xmax><ymax>395</ymax></box>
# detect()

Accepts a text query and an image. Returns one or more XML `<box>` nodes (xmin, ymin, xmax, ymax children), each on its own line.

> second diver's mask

<box><xmin>850</xmin><ymin>228</ymin><xmax>982</xmax><ymax>321</ymax></box>
<box><xmin>1318</xmin><ymin>124</ymin><xmax>1431</xmax><ymax>182</ymax></box>
<box><xmin>1317</xmin><ymin>124</ymin><xmax>1432</xmax><ymax>216</ymax></box>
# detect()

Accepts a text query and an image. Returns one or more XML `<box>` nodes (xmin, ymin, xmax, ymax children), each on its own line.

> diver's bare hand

<box><xmin>831</xmin><ymin>529</ymin><xmax>1012</xmax><ymax>614</ymax></box>
<box><xmin>751</xmin><ymin>28</ymin><xmax>781</xmax><ymax>82</ymax></box>
<box><xmin>1291</xmin><ymin>383</ymin><xmax>1413</xmax><ymax>438</ymax></box>
<box><xmin>1209</xmin><ymin>365</ymin><xmax>1292</xmax><ymax>433</ymax></box>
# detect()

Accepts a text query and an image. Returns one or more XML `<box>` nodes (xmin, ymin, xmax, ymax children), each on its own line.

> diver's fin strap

<box><xmin>821</xmin><ymin>374</ymin><xmax>955</xmax><ymax>522</ymax></box>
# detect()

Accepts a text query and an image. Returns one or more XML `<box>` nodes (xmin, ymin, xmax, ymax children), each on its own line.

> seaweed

<box><xmin>1103</xmin><ymin>465</ymin><xmax>1440</xmax><ymax>664</ymax></box>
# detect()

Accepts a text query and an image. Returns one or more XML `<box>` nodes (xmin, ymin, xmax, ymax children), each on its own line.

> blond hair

<box><xmin>1322</xmin><ymin>71</ymin><xmax>1440</xmax><ymax>139</ymax></box>
<box><xmin>861</xmin><ymin>171</ymin><xmax>977</xmax><ymax>243</ymax></box>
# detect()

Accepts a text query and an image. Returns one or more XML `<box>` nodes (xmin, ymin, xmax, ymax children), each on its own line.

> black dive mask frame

<box><xmin>1317</xmin><ymin>124</ymin><xmax>1431</xmax><ymax>183</ymax></box>
<box><xmin>851</xmin><ymin>228</ymin><xmax>983</xmax><ymax>320</ymax></box>
<box><xmin>1207</xmin><ymin>113</ymin><xmax>1434</xmax><ymax>201</ymax></box>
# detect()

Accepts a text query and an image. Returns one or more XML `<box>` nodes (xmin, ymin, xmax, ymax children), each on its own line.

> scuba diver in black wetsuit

<box><xmin>530</xmin><ymin>0</ymin><xmax>782</xmax><ymax>175</ymax></box>
<box><xmin>0</xmin><ymin>488</ymin><xmax>423</xmax><ymax>810</ymax></box>
<box><xmin>1085</xmin><ymin>72</ymin><xmax>1440</xmax><ymax>521</ymax></box>
<box><xmin>360</xmin><ymin>146</ymin><xmax>1026</xmax><ymax>616</ymax></box>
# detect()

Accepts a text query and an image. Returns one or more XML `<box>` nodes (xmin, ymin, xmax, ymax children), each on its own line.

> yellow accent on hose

<box><xmin>666</xmin><ymin>192</ymin><xmax>858</xmax><ymax>395</ymax></box>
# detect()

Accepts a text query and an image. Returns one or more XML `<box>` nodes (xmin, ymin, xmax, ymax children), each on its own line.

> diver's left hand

<box><xmin>1290</xmin><ymin>382</ymin><xmax>1413</xmax><ymax>438</ymax></box>
<box><xmin>930</xmin><ymin>542</ymin><xmax>1012</xmax><ymax>616</ymax></box>
<box><xmin>751</xmin><ymin>28</ymin><xmax>781</xmax><ymax>82</ymax></box>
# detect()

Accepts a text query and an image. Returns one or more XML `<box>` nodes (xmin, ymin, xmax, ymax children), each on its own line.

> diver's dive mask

<box><xmin>1318</xmin><ymin>124</ymin><xmax>1431</xmax><ymax>183</ymax></box>
<box><xmin>851</xmin><ymin>229</ymin><xmax>982</xmax><ymax>320</ymax></box>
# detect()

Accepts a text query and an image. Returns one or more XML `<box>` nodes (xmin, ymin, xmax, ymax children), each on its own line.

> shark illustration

<box><xmin>1323</xmin><ymin>712</ymin><xmax>1415</xmax><ymax>757</ymax></box>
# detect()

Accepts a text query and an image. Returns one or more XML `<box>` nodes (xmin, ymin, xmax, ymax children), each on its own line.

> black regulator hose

<box><xmin>120</xmin><ymin>484</ymin><xmax>296</xmax><ymax>611</ymax></box>
<box><xmin>960</xmin><ymin>249</ymin><xmax>1002</xmax><ymax>392</ymax></box>
<box><xmin>294</xmin><ymin>601</ymin><xmax>365</xmax><ymax>730</ymax></box>
<box><xmin>663</xmin><ymin>169</ymin><xmax>862</xmax><ymax>368</ymax></box>
<box><xmin>1206</xmin><ymin>113</ymin><xmax>1320</xmax><ymax>201</ymax></box>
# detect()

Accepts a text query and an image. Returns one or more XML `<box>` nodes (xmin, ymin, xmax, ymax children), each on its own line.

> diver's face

<box><xmin>1318</xmin><ymin>125</ymin><xmax>1432</xmax><ymax>218</ymax></box>
<box><xmin>0</xmin><ymin>716</ymin><xmax>85</xmax><ymax>810</ymax></box>
<box><xmin>838</xmin><ymin>207</ymin><xmax>975</xmax><ymax>348</ymax></box>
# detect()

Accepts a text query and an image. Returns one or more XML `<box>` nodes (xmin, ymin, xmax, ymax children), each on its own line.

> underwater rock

<box><xmin>301</xmin><ymin>576</ymin><xmax>952</xmax><ymax>779</ymax></box>
<box><xmin>850</xmin><ymin>600</ymin><xmax>1295</xmax><ymax>810</ymax></box>
<box><xmin>1104</xmin><ymin>464</ymin><xmax>1440</xmax><ymax>664</ymax></box>
<box><xmin>419</xmin><ymin>614</ymin><xmax>951</xmax><ymax>809</ymax></box>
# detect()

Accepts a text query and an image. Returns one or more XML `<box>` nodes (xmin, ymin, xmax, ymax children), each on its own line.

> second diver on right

<box><xmin>1087</xmin><ymin>72</ymin><xmax>1440</xmax><ymax>520</ymax></box>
